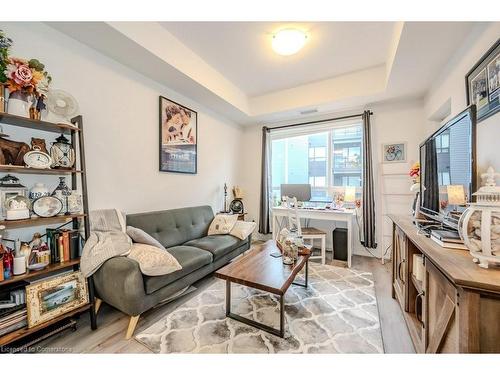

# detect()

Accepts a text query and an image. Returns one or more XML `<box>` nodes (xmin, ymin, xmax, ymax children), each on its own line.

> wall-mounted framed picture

<box><xmin>466</xmin><ymin>38</ymin><xmax>500</xmax><ymax>122</ymax></box>
<box><xmin>382</xmin><ymin>142</ymin><xmax>407</xmax><ymax>163</ymax></box>
<box><xmin>159</xmin><ymin>96</ymin><xmax>198</xmax><ymax>174</ymax></box>
<box><xmin>26</xmin><ymin>271</ymin><xmax>88</xmax><ymax>328</ymax></box>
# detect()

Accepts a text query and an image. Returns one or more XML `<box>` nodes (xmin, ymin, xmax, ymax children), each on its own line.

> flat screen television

<box><xmin>419</xmin><ymin>105</ymin><xmax>477</xmax><ymax>228</ymax></box>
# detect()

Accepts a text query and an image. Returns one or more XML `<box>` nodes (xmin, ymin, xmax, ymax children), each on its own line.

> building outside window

<box><xmin>270</xmin><ymin>123</ymin><xmax>363</xmax><ymax>204</ymax></box>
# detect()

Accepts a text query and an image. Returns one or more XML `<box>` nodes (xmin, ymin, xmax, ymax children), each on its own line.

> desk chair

<box><xmin>284</xmin><ymin>196</ymin><xmax>327</xmax><ymax>265</ymax></box>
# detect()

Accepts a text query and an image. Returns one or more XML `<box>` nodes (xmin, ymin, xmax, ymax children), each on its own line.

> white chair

<box><xmin>283</xmin><ymin>196</ymin><xmax>327</xmax><ymax>265</ymax></box>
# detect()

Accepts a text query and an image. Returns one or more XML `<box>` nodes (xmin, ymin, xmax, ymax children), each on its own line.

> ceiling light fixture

<box><xmin>272</xmin><ymin>28</ymin><xmax>307</xmax><ymax>56</ymax></box>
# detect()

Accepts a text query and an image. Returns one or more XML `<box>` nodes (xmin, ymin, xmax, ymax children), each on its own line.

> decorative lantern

<box><xmin>458</xmin><ymin>167</ymin><xmax>500</xmax><ymax>268</ymax></box>
<box><xmin>50</xmin><ymin>134</ymin><xmax>75</xmax><ymax>168</ymax></box>
<box><xmin>52</xmin><ymin>177</ymin><xmax>72</xmax><ymax>215</ymax></box>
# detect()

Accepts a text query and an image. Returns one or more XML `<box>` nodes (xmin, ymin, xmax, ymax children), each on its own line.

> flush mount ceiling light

<box><xmin>271</xmin><ymin>28</ymin><xmax>307</xmax><ymax>56</ymax></box>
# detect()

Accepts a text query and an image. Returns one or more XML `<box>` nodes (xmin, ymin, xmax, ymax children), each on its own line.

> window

<box><xmin>270</xmin><ymin>123</ymin><xmax>362</xmax><ymax>203</ymax></box>
<box><xmin>436</xmin><ymin>132</ymin><xmax>450</xmax><ymax>153</ymax></box>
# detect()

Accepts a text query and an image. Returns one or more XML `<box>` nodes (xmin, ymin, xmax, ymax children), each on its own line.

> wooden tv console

<box><xmin>389</xmin><ymin>215</ymin><xmax>500</xmax><ymax>353</ymax></box>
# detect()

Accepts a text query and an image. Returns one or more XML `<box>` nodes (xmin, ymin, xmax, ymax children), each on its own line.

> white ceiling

<box><xmin>48</xmin><ymin>21</ymin><xmax>486</xmax><ymax>125</ymax></box>
<box><xmin>161</xmin><ymin>22</ymin><xmax>395</xmax><ymax>96</ymax></box>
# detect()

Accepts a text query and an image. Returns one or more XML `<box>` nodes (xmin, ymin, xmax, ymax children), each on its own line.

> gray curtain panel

<box><xmin>259</xmin><ymin>126</ymin><xmax>271</xmax><ymax>234</ymax></box>
<box><xmin>362</xmin><ymin>111</ymin><xmax>377</xmax><ymax>249</ymax></box>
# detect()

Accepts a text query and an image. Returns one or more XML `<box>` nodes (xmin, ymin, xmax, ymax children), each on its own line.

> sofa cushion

<box><xmin>126</xmin><ymin>206</ymin><xmax>214</xmax><ymax>248</ymax></box>
<box><xmin>183</xmin><ymin>235</ymin><xmax>244</xmax><ymax>261</ymax></box>
<box><xmin>208</xmin><ymin>214</ymin><xmax>238</xmax><ymax>235</ymax></box>
<box><xmin>143</xmin><ymin>245</ymin><xmax>212</xmax><ymax>294</ymax></box>
<box><xmin>127</xmin><ymin>243</ymin><xmax>181</xmax><ymax>276</ymax></box>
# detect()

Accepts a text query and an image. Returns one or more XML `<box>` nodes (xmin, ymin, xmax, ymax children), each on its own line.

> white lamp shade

<box><xmin>344</xmin><ymin>186</ymin><xmax>356</xmax><ymax>203</ymax></box>
<box><xmin>447</xmin><ymin>185</ymin><xmax>465</xmax><ymax>205</ymax></box>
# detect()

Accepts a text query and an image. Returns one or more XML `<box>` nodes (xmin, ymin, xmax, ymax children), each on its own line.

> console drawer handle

<box><xmin>398</xmin><ymin>259</ymin><xmax>405</xmax><ymax>284</ymax></box>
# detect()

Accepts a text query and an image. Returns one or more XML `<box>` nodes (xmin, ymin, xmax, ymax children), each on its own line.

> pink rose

<box><xmin>10</xmin><ymin>64</ymin><xmax>32</xmax><ymax>86</ymax></box>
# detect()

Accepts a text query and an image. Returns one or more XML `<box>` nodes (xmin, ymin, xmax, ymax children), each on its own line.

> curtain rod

<box><xmin>265</xmin><ymin>111</ymin><xmax>373</xmax><ymax>132</ymax></box>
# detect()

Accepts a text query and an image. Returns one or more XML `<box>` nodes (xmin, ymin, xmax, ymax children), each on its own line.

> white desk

<box><xmin>271</xmin><ymin>206</ymin><xmax>356</xmax><ymax>268</ymax></box>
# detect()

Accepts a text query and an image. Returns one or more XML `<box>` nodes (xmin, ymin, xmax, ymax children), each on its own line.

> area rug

<box><xmin>135</xmin><ymin>263</ymin><xmax>384</xmax><ymax>353</ymax></box>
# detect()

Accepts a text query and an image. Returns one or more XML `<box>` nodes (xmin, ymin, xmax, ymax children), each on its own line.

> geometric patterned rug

<box><xmin>135</xmin><ymin>263</ymin><xmax>384</xmax><ymax>353</ymax></box>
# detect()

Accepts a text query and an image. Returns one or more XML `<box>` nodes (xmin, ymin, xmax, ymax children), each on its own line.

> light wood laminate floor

<box><xmin>39</xmin><ymin>255</ymin><xmax>415</xmax><ymax>353</ymax></box>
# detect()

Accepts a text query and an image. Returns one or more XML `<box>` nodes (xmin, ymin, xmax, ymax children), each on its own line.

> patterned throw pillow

<box><xmin>230</xmin><ymin>221</ymin><xmax>257</xmax><ymax>240</ymax></box>
<box><xmin>208</xmin><ymin>214</ymin><xmax>238</xmax><ymax>235</ymax></box>
<box><xmin>127</xmin><ymin>243</ymin><xmax>182</xmax><ymax>276</ymax></box>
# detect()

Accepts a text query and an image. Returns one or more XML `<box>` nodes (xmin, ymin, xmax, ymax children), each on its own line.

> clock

<box><xmin>23</xmin><ymin>146</ymin><xmax>52</xmax><ymax>169</ymax></box>
<box><xmin>229</xmin><ymin>199</ymin><xmax>244</xmax><ymax>214</ymax></box>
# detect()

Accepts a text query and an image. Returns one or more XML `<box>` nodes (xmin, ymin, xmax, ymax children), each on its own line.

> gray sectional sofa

<box><xmin>92</xmin><ymin>205</ymin><xmax>251</xmax><ymax>338</ymax></box>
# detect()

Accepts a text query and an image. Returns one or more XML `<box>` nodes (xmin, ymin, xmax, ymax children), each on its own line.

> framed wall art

<box><xmin>159</xmin><ymin>96</ymin><xmax>198</xmax><ymax>174</ymax></box>
<box><xmin>382</xmin><ymin>142</ymin><xmax>407</xmax><ymax>163</ymax></box>
<box><xmin>26</xmin><ymin>271</ymin><xmax>88</xmax><ymax>328</ymax></box>
<box><xmin>466</xmin><ymin>38</ymin><xmax>500</xmax><ymax>122</ymax></box>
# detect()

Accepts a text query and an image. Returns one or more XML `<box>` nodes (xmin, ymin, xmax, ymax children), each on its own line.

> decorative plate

<box><xmin>32</xmin><ymin>196</ymin><xmax>63</xmax><ymax>217</ymax></box>
<box><xmin>27</xmin><ymin>262</ymin><xmax>49</xmax><ymax>271</ymax></box>
<box><xmin>24</xmin><ymin>146</ymin><xmax>52</xmax><ymax>169</ymax></box>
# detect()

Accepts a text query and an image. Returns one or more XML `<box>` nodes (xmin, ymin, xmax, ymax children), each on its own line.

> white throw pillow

<box><xmin>208</xmin><ymin>214</ymin><xmax>238</xmax><ymax>235</ymax></box>
<box><xmin>127</xmin><ymin>243</ymin><xmax>182</xmax><ymax>276</ymax></box>
<box><xmin>230</xmin><ymin>221</ymin><xmax>257</xmax><ymax>240</ymax></box>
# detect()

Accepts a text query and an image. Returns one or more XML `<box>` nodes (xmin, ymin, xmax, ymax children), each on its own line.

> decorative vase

<box><xmin>29</xmin><ymin>183</ymin><xmax>50</xmax><ymax>200</ymax></box>
<box><xmin>458</xmin><ymin>167</ymin><xmax>500</xmax><ymax>268</ymax></box>
<box><xmin>7</xmin><ymin>91</ymin><xmax>31</xmax><ymax>118</ymax></box>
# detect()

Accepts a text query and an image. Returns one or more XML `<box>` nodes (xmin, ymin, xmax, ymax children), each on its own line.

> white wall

<box><xmin>1</xmin><ymin>23</ymin><xmax>242</xmax><ymax>241</ymax></box>
<box><xmin>424</xmin><ymin>22</ymin><xmax>500</xmax><ymax>176</ymax></box>
<box><xmin>239</xmin><ymin>98</ymin><xmax>426</xmax><ymax>257</ymax></box>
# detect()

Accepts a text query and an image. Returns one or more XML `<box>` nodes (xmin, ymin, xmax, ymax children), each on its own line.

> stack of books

<box><xmin>430</xmin><ymin>229</ymin><xmax>467</xmax><ymax>250</ymax></box>
<box><xmin>0</xmin><ymin>289</ymin><xmax>27</xmax><ymax>336</ymax></box>
<box><xmin>0</xmin><ymin>305</ymin><xmax>27</xmax><ymax>336</ymax></box>
<box><xmin>46</xmin><ymin>228</ymin><xmax>81</xmax><ymax>264</ymax></box>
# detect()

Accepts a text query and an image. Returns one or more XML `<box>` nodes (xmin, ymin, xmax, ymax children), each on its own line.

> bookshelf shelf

<box><xmin>0</xmin><ymin>113</ymin><xmax>79</xmax><ymax>134</ymax></box>
<box><xmin>0</xmin><ymin>214</ymin><xmax>86</xmax><ymax>229</ymax></box>
<box><xmin>0</xmin><ymin>259</ymin><xmax>80</xmax><ymax>287</ymax></box>
<box><xmin>0</xmin><ymin>303</ymin><xmax>90</xmax><ymax>346</ymax></box>
<box><xmin>0</xmin><ymin>165</ymin><xmax>83</xmax><ymax>175</ymax></box>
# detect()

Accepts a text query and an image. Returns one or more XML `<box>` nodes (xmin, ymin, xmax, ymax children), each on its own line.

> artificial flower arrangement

<box><xmin>5</xmin><ymin>57</ymin><xmax>51</xmax><ymax>113</ymax></box>
<box><xmin>0</xmin><ymin>30</ymin><xmax>52</xmax><ymax>119</ymax></box>
<box><xmin>409</xmin><ymin>162</ymin><xmax>420</xmax><ymax>183</ymax></box>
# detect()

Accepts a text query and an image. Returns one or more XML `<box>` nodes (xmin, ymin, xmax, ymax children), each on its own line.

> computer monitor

<box><xmin>280</xmin><ymin>184</ymin><xmax>312</xmax><ymax>202</ymax></box>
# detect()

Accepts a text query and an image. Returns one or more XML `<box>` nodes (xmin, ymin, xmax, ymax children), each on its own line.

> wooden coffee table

<box><xmin>214</xmin><ymin>240</ymin><xmax>311</xmax><ymax>337</ymax></box>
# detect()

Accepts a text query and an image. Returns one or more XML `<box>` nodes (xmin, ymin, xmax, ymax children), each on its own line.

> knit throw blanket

<box><xmin>80</xmin><ymin>209</ymin><xmax>132</xmax><ymax>277</ymax></box>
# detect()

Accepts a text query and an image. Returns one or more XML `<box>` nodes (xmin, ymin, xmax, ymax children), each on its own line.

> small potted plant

<box><xmin>0</xmin><ymin>29</ymin><xmax>13</xmax><ymax>113</ymax></box>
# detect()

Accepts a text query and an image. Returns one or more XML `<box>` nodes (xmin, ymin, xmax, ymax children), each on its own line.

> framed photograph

<box><xmin>466</xmin><ymin>39</ymin><xmax>500</xmax><ymax>122</ymax></box>
<box><xmin>159</xmin><ymin>96</ymin><xmax>198</xmax><ymax>174</ymax></box>
<box><xmin>26</xmin><ymin>271</ymin><xmax>88</xmax><ymax>328</ymax></box>
<box><xmin>382</xmin><ymin>142</ymin><xmax>407</xmax><ymax>163</ymax></box>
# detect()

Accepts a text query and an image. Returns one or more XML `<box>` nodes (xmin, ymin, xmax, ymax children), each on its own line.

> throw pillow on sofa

<box><xmin>230</xmin><ymin>221</ymin><xmax>257</xmax><ymax>240</ymax></box>
<box><xmin>127</xmin><ymin>243</ymin><xmax>182</xmax><ymax>276</ymax></box>
<box><xmin>127</xmin><ymin>226</ymin><xmax>166</xmax><ymax>250</ymax></box>
<box><xmin>208</xmin><ymin>214</ymin><xmax>238</xmax><ymax>235</ymax></box>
